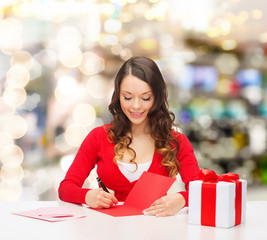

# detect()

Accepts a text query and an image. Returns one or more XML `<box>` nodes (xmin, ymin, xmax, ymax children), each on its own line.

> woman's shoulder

<box><xmin>171</xmin><ymin>127</ymin><xmax>184</xmax><ymax>138</ymax></box>
<box><xmin>89</xmin><ymin>124</ymin><xmax>111</xmax><ymax>136</ymax></box>
<box><xmin>81</xmin><ymin>124</ymin><xmax>111</xmax><ymax>147</ymax></box>
<box><xmin>171</xmin><ymin>128</ymin><xmax>194</xmax><ymax>152</ymax></box>
<box><xmin>171</xmin><ymin>128</ymin><xmax>191</xmax><ymax>144</ymax></box>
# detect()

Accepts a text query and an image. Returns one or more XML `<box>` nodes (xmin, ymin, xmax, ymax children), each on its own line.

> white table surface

<box><xmin>0</xmin><ymin>201</ymin><xmax>266</xmax><ymax>240</ymax></box>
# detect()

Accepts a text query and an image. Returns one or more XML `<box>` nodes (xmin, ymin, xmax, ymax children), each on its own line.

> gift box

<box><xmin>188</xmin><ymin>169</ymin><xmax>247</xmax><ymax>228</ymax></box>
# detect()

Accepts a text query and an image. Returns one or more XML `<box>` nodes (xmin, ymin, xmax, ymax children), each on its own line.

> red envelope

<box><xmin>13</xmin><ymin>207</ymin><xmax>86</xmax><ymax>222</ymax></box>
<box><xmin>93</xmin><ymin>171</ymin><xmax>176</xmax><ymax>217</ymax></box>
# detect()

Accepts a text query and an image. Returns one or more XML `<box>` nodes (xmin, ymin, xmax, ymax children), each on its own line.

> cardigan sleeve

<box><xmin>58</xmin><ymin>127</ymin><xmax>101</xmax><ymax>204</ymax></box>
<box><xmin>176</xmin><ymin>133</ymin><xmax>200</xmax><ymax>206</ymax></box>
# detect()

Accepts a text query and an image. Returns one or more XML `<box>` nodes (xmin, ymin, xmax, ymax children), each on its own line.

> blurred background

<box><xmin>0</xmin><ymin>0</ymin><xmax>267</xmax><ymax>202</ymax></box>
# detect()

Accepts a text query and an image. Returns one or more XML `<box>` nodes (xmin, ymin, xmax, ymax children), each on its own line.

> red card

<box><xmin>93</xmin><ymin>171</ymin><xmax>176</xmax><ymax>217</ymax></box>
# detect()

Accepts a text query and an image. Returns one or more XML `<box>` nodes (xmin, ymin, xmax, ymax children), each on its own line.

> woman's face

<box><xmin>119</xmin><ymin>74</ymin><xmax>154</xmax><ymax>128</ymax></box>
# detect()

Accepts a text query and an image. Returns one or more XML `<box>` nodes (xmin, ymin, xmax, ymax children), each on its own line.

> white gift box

<box><xmin>188</xmin><ymin>179</ymin><xmax>247</xmax><ymax>228</ymax></box>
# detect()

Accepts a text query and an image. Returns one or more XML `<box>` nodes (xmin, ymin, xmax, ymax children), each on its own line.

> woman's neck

<box><xmin>130</xmin><ymin>121</ymin><xmax>151</xmax><ymax>137</ymax></box>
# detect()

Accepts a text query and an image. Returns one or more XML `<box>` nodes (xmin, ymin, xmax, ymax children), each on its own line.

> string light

<box><xmin>10</xmin><ymin>51</ymin><xmax>34</xmax><ymax>70</ymax></box>
<box><xmin>64</xmin><ymin>124</ymin><xmax>88</xmax><ymax>147</ymax></box>
<box><xmin>4</xmin><ymin>115</ymin><xmax>27</xmax><ymax>139</ymax></box>
<box><xmin>72</xmin><ymin>103</ymin><xmax>96</xmax><ymax>127</ymax></box>
<box><xmin>3</xmin><ymin>87</ymin><xmax>27</xmax><ymax>107</ymax></box>
<box><xmin>79</xmin><ymin>52</ymin><xmax>105</xmax><ymax>75</ymax></box>
<box><xmin>54</xmin><ymin>76</ymin><xmax>77</xmax><ymax>105</ymax></box>
<box><xmin>56</xmin><ymin>26</ymin><xmax>82</xmax><ymax>47</ymax></box>
<box><xmin>251</xmin><ymin>9</ymin><xmax>263</xmax><ymax>20</ymax></box>
<box><xmin>0</xmin><ymin>144</ymin><xmax>24</xmax><ymax>165</ymax></box>
<box><xmin>0</xmin><ymin>17</ymin><xmax>23</xmax><ymax>54</ymax></box>
<box><xmin>6</xmin><ymin>65</ymin><xmax>30</xmax><ymax>88</ymax></box>
<box><xmin>221</xmin><ymin>39</ymin><xmax>237</xmax><ymax>50</ymax></box>
<box><xmin>59</xmin><ymin>46</ymin><xmax>83</xmax><ymax>68</ymax></box>
<box><xmin>86</xmin><ymin>75</ymin><xmax>107</xmax><ymax>99</ymax></box>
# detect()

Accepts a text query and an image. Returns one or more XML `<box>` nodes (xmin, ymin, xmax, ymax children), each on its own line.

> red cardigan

<box><xmin>58</xmin><ymin>125</ymin><xmax>200</xmax><ymax>206</ymax></box>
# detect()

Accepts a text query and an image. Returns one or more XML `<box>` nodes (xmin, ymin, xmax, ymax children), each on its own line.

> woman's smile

<box><xmin>129</xmin><ymin>111</ymin><xmax>145</xmax><ymax>118</ymax></box>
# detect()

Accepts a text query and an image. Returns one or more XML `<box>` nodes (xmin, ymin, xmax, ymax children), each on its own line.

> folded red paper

<box><xmin>92</xmin><ymin>171</ymin><xmax>176</xmax><ymax>217</ymax></box>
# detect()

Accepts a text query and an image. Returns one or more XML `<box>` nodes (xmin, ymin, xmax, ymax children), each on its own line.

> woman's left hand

<box><xmin>143</xmin><ymin>193</ymin><xmax>186</xmax><ymax>217</ymax></box>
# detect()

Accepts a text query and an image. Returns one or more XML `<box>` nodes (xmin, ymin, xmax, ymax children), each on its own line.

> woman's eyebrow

<box><xmin>121</xmin><ymin>90</ymin><xmax>152</xmax><ymax>95</ymax></box>
<box><xmin>121</xmin><ymin>90</ymin><xmax>132</xmax><ymax>94</ymax></box>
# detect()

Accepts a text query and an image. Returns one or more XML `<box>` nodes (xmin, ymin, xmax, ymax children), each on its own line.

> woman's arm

<box><xmin>58</xmin><ymin>127</ymin><xmax>100</xmax><ymax>204</ymax></box>
<box><xmin>176</xmin><ymin>133</ymin><xmax>200</xmax><ymax>206</ymax></box>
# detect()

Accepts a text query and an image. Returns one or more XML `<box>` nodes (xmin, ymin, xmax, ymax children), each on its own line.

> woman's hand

<box><xmin>143</xmin><ymin>193</ymin><xmax>185</xmax><ymax>217</ymax></box>
<box><xmin>85</xmin><ymin>188</ymin><xmax>118</xmax><ymax>209</ymax></box>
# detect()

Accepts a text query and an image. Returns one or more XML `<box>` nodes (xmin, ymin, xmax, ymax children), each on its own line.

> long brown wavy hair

<box><xmin>108</xmin><ymin>56</ymin><xmax>180</xmax><ymax>177</ymax></box>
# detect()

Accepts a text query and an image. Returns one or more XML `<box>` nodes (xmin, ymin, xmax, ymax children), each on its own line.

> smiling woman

<box><xmin>108</xmin><ymin>57</ymin><xmax>179</xmax><ymax>174</ymax></box>
<box><xmin>58</xmin><ymin>57</ymin><xmax>200</xmax><ymax>217</ymax></box>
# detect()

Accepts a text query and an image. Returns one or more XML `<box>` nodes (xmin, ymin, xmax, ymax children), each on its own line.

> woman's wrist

<box><xmin>176</xmin><ymin>193</ymin><xmax>186</xmax><ymax>209</ymax></box>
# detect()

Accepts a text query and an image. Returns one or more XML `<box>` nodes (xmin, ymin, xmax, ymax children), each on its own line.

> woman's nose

<box><xmin>133</xmin><ymin>98</ymin><xmax>140</xmax><ymax>109</ymax></box>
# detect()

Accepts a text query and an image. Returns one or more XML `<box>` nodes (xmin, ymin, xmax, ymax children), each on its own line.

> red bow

<box><xmin>196</xmin><ymin>169</ymin><xmax>240</xmax><ymax>182</ymax></box>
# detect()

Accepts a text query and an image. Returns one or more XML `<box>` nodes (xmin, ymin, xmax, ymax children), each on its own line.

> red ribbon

<box><xmin>196</xmin><ymin>169</ymin><xmax>240</xmax><ymax>182</ymax></box>
<box><xmin>196</xmin><ymin>169</ymin><xmax>242</xmax><ymax>226</ymax></box>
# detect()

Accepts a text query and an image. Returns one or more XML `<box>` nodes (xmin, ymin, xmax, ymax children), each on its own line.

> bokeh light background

<box><xmin>0</xmin><ymin>0</ymin><xmax>267</xmax><ymax>202</ymax></box>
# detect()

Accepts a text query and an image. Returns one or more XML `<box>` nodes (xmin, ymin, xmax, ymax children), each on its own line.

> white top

<box><xmin>117</xmin><ymin>160</ymin><xmax>152</xmax><ymax>182</ymax></box>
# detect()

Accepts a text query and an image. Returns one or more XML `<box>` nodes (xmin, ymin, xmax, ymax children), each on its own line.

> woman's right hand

<box><xmin>85</xmin><ymin>188</ymin><xmax>118</xmax><ymax>209</ymax></box>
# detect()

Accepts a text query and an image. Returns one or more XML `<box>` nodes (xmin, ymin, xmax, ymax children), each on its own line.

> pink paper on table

<box><xmin>93</xmin><ymin>171</ymin><xmax>176</xmax><ymax>217</ymax></box>
<box><xmin>13</xmin><ymin>207</ymin><xmax>86</xmax><ymax>222</ymax></box>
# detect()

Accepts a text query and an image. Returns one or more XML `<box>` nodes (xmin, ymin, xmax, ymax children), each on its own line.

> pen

<box><xmin>96</xmin><ymin>177</ymin><xmax>110</xmax><ymax>193</ymax></box>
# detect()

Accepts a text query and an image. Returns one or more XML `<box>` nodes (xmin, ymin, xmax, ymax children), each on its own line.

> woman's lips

<box><xmin>130</xmin><ymin>111</ymin><xmax>144</xmax><ymax>118</ymax></box>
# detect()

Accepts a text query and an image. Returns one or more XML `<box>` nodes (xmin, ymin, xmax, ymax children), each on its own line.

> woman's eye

<box><xmin>124</xmin><ymin>97</ymin><xmax>132</xmax><ymax>101</ymax></box>
<box><xmin>142</xmin><ymin>97</ymin><xmax>151</xmax><ymax>101</ymax></box>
